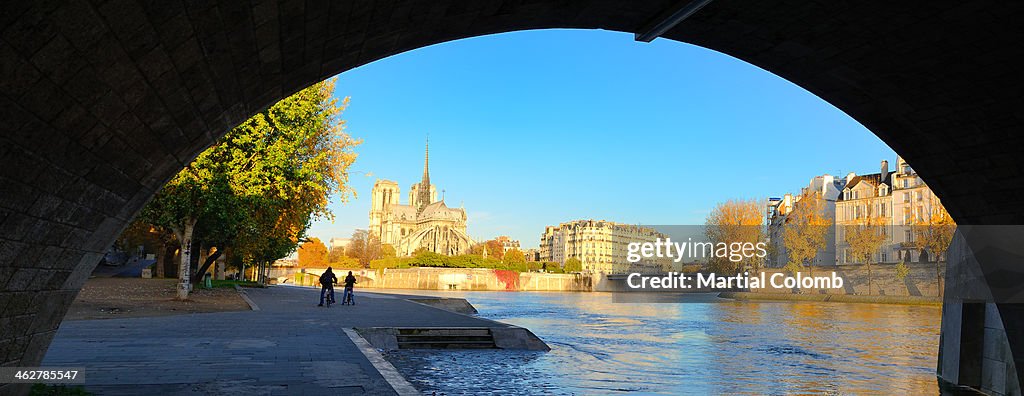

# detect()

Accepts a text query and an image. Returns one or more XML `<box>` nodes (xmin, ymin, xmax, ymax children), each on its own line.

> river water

<box><xmin>378</xmin><ymin>290</ymin><xmax>941</xmax><ymax>395</ymax></box>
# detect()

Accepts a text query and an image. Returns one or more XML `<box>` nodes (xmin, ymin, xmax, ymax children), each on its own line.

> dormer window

<box><xmin>879</xmin><ymin>184</ymin><xmax>888</xmax><ymax>196</ymax></box>
<box><xmin>844</xmin><ymin>189</ymin><xmax>850</xmax><ymax>200</ymax></box>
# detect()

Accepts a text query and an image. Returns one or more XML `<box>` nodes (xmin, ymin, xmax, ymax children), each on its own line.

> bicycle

<box><xmin>323</xmin><ymin>288</ymin><xmax>336</xmax><ymax>308</ymax></box>
<box><xmin>341</xmin><ymin>287</ymin><xmax>355</xmax><ymax>305</ymax></box>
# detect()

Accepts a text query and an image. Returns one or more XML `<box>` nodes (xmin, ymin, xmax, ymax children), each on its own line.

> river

<box><xmin>377</xmin><ymin>290</ymin><xmax>941</xmax><ymax>395</ymax></box>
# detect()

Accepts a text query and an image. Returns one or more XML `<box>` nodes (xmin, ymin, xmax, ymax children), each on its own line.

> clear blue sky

<box><xmin>306</xmin><ymin>29</ymin><xmax>896</xmax><ymax>249</ymax></box>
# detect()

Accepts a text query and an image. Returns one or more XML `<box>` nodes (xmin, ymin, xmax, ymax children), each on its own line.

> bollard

<box><xmin>204</xmin><ymin>273</ymin><xmax>212</xmax><ymax>289</ymax></box>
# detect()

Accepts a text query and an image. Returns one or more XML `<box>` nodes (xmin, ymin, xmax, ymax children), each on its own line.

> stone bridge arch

<box><xmin>1</xmin><ymin>1</ymin><xmax>1021</xmax><ymax>394</ymax></box>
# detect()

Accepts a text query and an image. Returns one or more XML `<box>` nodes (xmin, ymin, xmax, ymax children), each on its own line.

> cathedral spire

<box><xmin>422</xmin><ymin>137</ymin><xmax>430</xmax><ymax>186</ymax></box>
<box><xmin>417</xmin><ymin>137</ymin><xmax>432</xmax><ymax>212</ymax></box>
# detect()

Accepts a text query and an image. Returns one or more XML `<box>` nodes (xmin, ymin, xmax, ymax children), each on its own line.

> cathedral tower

<box><xmin>369</xmin><ymin>180</ymin><xmax>400</xmax><ymax>241</ymax></box>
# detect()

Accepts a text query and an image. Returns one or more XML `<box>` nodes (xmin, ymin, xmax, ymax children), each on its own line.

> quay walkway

<box><xmin>42</xmin><ymin>285</ymin><xmax>518</xmax><ymax>395</ymax></box>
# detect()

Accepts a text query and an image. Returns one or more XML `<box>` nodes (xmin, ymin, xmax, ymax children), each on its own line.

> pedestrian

<box><xmin>318</xmin><ymin>267</ymin><xmax>337</xmax><ymax>306</ymax></box>
<box><xmin>342</xmin><ymin>271</ymin><xmax>357</xmax><ymax>305</ymax></box>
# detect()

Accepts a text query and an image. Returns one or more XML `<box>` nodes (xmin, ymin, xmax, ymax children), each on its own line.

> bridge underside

<box><xmin>1</xmin><ymin>1</ymin><xmax>1022</xmax><ymax>394</ymax></box>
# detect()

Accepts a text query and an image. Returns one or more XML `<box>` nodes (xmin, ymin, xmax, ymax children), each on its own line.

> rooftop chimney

<box><xmin>880</xmin><ymin>160</ymin><xmax>889</xmax><ymax>184</ymax></box>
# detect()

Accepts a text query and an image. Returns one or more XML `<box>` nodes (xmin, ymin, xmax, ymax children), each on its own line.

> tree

<box><xmin>912</xmin><ymin>199</ymin><xmax>956</xmax><ymax>296</ymax></box>
<box><xmin>782</xmin><ymin>192</ymin><xmax>833</xmax><ymax>276</ymax></box>
<box><xmin>504</xmin><ymin>249</ymin><xmax>526</xmax><ymax>267</ymax></box>
<box><xmin>895</xmin><ymin>260</ymin><xmax>910</xmax><ymax>281</ymax></box>
<box><xmin>224</xmin><ymin>78</ymin><xmax>358</xmax><ymax>280</ymax></box>
<box><xmin>298</xmin><ymin>238</ymin><xmax>329</xmax><ymax>268</ymax></box>
<box><xmin>564</xmin><ymin>257</ymin><xmax>583</xmax><ymax>273</ymax></box>
<box><xmin>348</xmin><ymin>230</ymin><xmax>381</xmax><ymax>268</ymax></box>
<box><xmin>327</xmin><ymin>247</ymin><xmax>346</xmax><ymax>263</ymax></box>
<box><xmin>380</xmin><ymin>244</ymin><xmax>397</xmax><ymax>259</ymax></box>
<box><xmin>138</xmin><ymin>78</ymin><xmax>359</xmax><ymax>297</ymax></box>
<box><xmin>845</xmin><ymin>214</ymin><xmax>887</xmax><ymax>294</ymax></box>
<box><xmin>705</xmin><ymin>199</ymin><xmax>765</xmax><ymax>273</ymax></box>
<box><xmin>470</xmin><ymin>239</ymin><xmax>506</xmax><ymax>260</ymax></box>
<box><xmin>139</xmin><ymin>170</ymin><xmax>236</xmax><ymax>299</ymax></box>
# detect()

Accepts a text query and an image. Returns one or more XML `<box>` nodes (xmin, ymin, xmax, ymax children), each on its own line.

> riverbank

<box><xmin>719</xmin><ymin>291</ymin><xmax>942</xmax><ymax>305</ymax></box>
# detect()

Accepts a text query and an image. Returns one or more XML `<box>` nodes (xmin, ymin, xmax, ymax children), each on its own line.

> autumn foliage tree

<box><xmin>469</xmin><ymin>239</ymin><xmax>506</xmax><ymax>260</ymax></box>
<box><xmin>348</xmin><ymin>230</ymin><xmax>381</xmax><ymax>268</ymax></box>
<box><xmin>912</xmin><ymin>199</ymin><xmax>956</xmax><ymax>295</ymax></box>
<box><xmin>380</xmin><ymin>244</ymin><xmax>397</xmax><ymax>259</ymax></box>
<box><xmin>705</xmin><ymin>199</ymin><xmax>765</xmax><ymax>273</ymax></box>
<box><xmin>782</xmin><ymin>192</ymin><xmax>833</xmax><ymax>276</ymax></box>
<box><xmin>298</xmin><ymin>238</ymin><xmax>329</xmax><ymax>268</ymax></box>
<box><xmin>845</xmin><ymin>214</ymin><xmax>887</xmax><ymax>294</ymax></box>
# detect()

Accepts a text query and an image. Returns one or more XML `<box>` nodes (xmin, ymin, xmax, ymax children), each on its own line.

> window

<box><xmin>903</xmin><ymin>192</ymin><xmax>910</xmax><ymax>203</ymax></box>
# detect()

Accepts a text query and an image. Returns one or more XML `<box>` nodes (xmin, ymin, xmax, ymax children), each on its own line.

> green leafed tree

<box><xmin>503</xmin><ymin>249</ymin><xmax>526</xmax><ymax>266</ymax></box>
<box><xmin>139</xmin><ymin>78</ymin><xmax>359</xmax><ymax>298</ymax></box>
<box><xmin>564</xmin><ymin>257</ymin><xmax>583</xmax><ymax>273</ymax></box>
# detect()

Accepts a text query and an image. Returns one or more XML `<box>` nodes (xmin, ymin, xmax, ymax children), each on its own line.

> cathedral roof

<box><xmin>421</xmin><ymin>200</ymin><xmax>465</xmax><ymax>220</ymax></box>
<box><xmin>388</xmin><ymin>204</ymin><xmax>418</xmax><ymax>220</ymax></box>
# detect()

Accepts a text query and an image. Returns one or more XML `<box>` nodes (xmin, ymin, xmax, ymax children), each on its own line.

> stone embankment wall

<box><xmin>276</xmin><ymin>262</ymin><xmax>944</xmax><ymax>296</ymax></box>
<box><xmin>754</xmin><ymin>262</ymin><xmax>945</xmax><ymax>297</ymax></box>
<box><xmin>288</xmin><ymin>267</ymin><xmax>593</xmax><ymax>292</ymax></box>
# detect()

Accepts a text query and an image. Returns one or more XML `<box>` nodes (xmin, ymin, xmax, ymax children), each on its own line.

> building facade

<box><xmin>836</xmin><ymin>156</ymin><xmax>943</xmax><ymax>264</ymax></box>
<box><xmin>539</xmin><ymin>219</ymin><xmax>671</xmax><ymax>273</ymax></box>
<box><xmin>768</xmin><ymin>157</ymin><xmax>946</xmax><ymax>267</ymax></box>
<box><xmin>368</xmin><ymin>143</ymin><xmax>474</xmax><ymax>256</ymax></box>
<box><xmin>767</xmin><ymin>173</ymin><xmax>846</xmax><ymax>268</ymax></box>
<box><xmin>836</xmin><ymin>160</ymin><xmax>895</xmax><ymax>264</ymax></box>
<box><xmin>494</xmin><ymin>236</ymin><xmax>521</xmax><ymax>254</ymax></box>
<box><xmin>328</xmin><ymin>238</ymin><xmax>350</xmax><ymax>252</ymax></box>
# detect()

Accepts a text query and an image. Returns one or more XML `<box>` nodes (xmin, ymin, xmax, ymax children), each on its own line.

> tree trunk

<box><xmin>867</xmin><ymin>262</ymin><xmax>873</xmax><ymax>295</ymax></box>
<box><xmin>155</xmin><ymin>242</ymin><xmax>169</xmax><ymax>278</ymax></box>
<box><xmin>192</xmin><ymin>248</ymin><xmax>223</xmax><ymax>285</ymax></box>
<box><xmin>175</xmin><ymin>219</ymin><xmax>197</xmax><ymax>300</ymax></box>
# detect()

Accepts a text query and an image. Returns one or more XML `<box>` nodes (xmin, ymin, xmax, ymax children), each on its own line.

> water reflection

<box><xmin>377</xmin><ymin>290</ymin><xmax>940</xmax><ymax>394</ymax></box>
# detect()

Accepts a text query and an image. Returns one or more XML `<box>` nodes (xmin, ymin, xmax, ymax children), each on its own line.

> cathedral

<box><xmin>369</xmin><ymin>142</ymin><xmax>474</xmax><ymax>256</ymax></box>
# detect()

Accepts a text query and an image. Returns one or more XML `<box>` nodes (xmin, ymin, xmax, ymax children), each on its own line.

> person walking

<box><xmin>341</xmin><ymin>271</ymin><xmax>357</xmax><ymax>305</ymax></box>
<box><xmin>318</xmin><ymin>267</ymin><xmax>337</xmax><ymax>307</ymax></box>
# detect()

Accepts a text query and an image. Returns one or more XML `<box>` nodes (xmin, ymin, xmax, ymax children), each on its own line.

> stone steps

<box><xmin>395</xmin><ymin>328</ymin><xmax>496</xmax><ymax>349</ymax></box>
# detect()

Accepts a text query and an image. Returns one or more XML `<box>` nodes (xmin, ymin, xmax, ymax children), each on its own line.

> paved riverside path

<box><xmin>42</xmin><ymin>285</ymin><xmax>511</xmax><ymax>395</ymax></box>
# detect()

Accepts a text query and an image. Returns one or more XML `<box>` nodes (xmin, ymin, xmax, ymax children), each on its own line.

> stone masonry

<box><xmin>1</xmin><ymin>1</ymin><xmax>1022</xmax><ymax>394</ymax></box>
